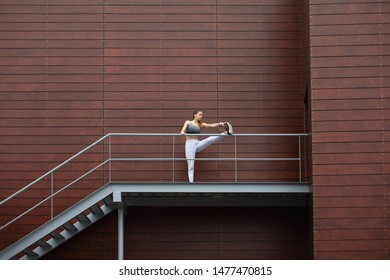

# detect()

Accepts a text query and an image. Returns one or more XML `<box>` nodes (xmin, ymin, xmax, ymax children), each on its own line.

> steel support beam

<box><xmin>113</xmin><ymin>182</ymin><xmax>311</xmax><ymax>207</ymax></box>
<box><xmin>113</xmin><ymin>191</ymin><xmax>125</xmax><ymax>260</ymax></box>
<box><xmin>110</xmin><ymin>182</ymin><xmax>311</xmax><ymax>194</ymax></box>
<box><xmin>117</xmin><ymin>207</ymin><xmax>124</xmax><ymax>260</ymax></box>
<box><xmin>124</xmin><ymin>196</ymin><xmax>308</xmax><ymax>207</ymax></box>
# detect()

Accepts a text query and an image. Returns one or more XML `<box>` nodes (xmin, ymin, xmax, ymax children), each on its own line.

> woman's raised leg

<box><xmin>196</xmin><ymin>133</ymin><xmax>226</xmax><ymax>153</ymax></box>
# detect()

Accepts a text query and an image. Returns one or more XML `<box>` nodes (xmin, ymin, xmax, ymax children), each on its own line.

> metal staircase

<box><xmin>0</xmin><ymin>181</ymin><xmax>311</xmax><ymax>260</ymax></box>
<box><xmin>0</xmin><ymin>184</ymin><xmax>116</xmax><ymax>260</ymax></box>
<box><xmin>0</xmin><ymin>132</ymin><xmax>310</xmax><ymax>260</ymax></box>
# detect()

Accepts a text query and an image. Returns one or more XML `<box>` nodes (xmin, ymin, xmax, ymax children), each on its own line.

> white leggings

<box><xmin>185</xmin><ymin>134</ymin><xmax>224</xmax><ymax>182</ymax></box>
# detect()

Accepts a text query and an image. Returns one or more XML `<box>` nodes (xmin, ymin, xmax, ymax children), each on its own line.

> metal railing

<box><xmin>0</xmin><ymin>132</ymin><xmax>309</xmax><ymax>232</ymax></box>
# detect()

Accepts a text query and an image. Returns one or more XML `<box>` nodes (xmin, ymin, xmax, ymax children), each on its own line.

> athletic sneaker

<box><xmin>223</xmin><ymin>122</ymin><xmax>233</xmax><ymax>135</ymax></box>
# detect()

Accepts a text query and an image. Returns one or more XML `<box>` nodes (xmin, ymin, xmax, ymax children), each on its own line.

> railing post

<box><xmin>50</xmin><ymin>172</ymin><xmax>54</xmax><ymax>219</ymax></box>
<box><xmin>234</xmin><ymin>135</ymin><xmax>238</xmax><ymax>183</ymax></box>
<box><xmin>298</xmin><ymin>135</ymin><xmax>302</xmax><ymax>183</ymax></box>
<box><xmin>117</xmin><ymin>206</ymin><xmax>124</xmax><ymax>260</ymax></box>
<box><xmin>109</xmin><ymin>134</ymin><xmax>112</xmax><ymax>183</ymax></box>
<box><xmin>172</xmin><ymin>135</ymin><xmax>175</xmax><ymax>182</ymax></box>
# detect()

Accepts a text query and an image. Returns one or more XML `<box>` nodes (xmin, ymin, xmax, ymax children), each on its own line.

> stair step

<box><xmin>22</xmin><ymin>249</ymin><xmax>38</xmax><ymax>258</ymax></box>
<box><xmin>103</xmin><ymin>195</ymin><xmax>113</xmax><ymax>205</ymax></box>
<box><xmin>36</xmin><ymin>239</ymin><xmax>52</xmax><ymax>249</ymax></box>
<box><xmin>49</xmin><ymin>231</ymin><xmax>65</xmax><ymax>240</ymax></box>
<box><xmin>63</xmin><ymin>222</ymin><xmax>77</xmax><ymax>232</ymax></box>
<box><xmin>76</xmin><ymin>213</ymin><xmax>91</xmax><ymax>223</ymax></box>
<box><xmin>90</xmin><ymin>204</ymin><xmax>104</xmax><ymax>215</ymax></box>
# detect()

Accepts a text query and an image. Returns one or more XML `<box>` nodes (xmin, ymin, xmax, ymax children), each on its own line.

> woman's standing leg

<box><xmin>185</xmin><ymin>140</ymin><xmax>197</xmax><ymax>182</ymax></box>
<box><xmin>185</xmin><ymin>133</ymin><xmax>226</xmax><ymax>182</ymax></box>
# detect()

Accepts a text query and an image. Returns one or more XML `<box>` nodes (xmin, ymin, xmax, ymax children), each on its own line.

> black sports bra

<box><xmin>186</xmin><ymin>123</ymin><xmax>201</xmax><ymax>134</ymax></box>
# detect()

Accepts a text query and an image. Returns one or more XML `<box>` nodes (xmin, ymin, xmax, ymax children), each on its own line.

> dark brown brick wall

<box><xmin>310</xmin><ymin>0</ymin><xmax>389</xmax><ymax>259</ymax></box>
<box><xmin>0</xmin><ymin>0</ymin><xmax>307</xmax><ymax>258</ymax></box>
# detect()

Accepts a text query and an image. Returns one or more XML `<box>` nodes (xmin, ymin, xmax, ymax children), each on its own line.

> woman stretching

<box><xmin>180</xmin><ymin>110</ymin><xmax>233</xmax><ymax>182</ymax></box>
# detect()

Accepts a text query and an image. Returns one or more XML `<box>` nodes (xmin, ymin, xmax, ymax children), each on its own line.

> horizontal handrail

<box><xmin>110</xmin><ymin>157</ymin><xmax>301</xmax><ymax>161</ymax></box>
<box><xmin>110</xmin><ymin>133</ymin><xmax>310</xmax><ymax>137</ymax></box>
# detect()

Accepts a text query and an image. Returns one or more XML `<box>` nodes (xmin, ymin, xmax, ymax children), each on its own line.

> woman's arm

<box><xmin>180</xmin><ymin>120</ymin><xmax>191</xmax><ymax>134</ymax></box>
<box><xmin>202</xmin><ymin>122</ymin><xmax>224</xmax><ymax>128</ymax></box>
